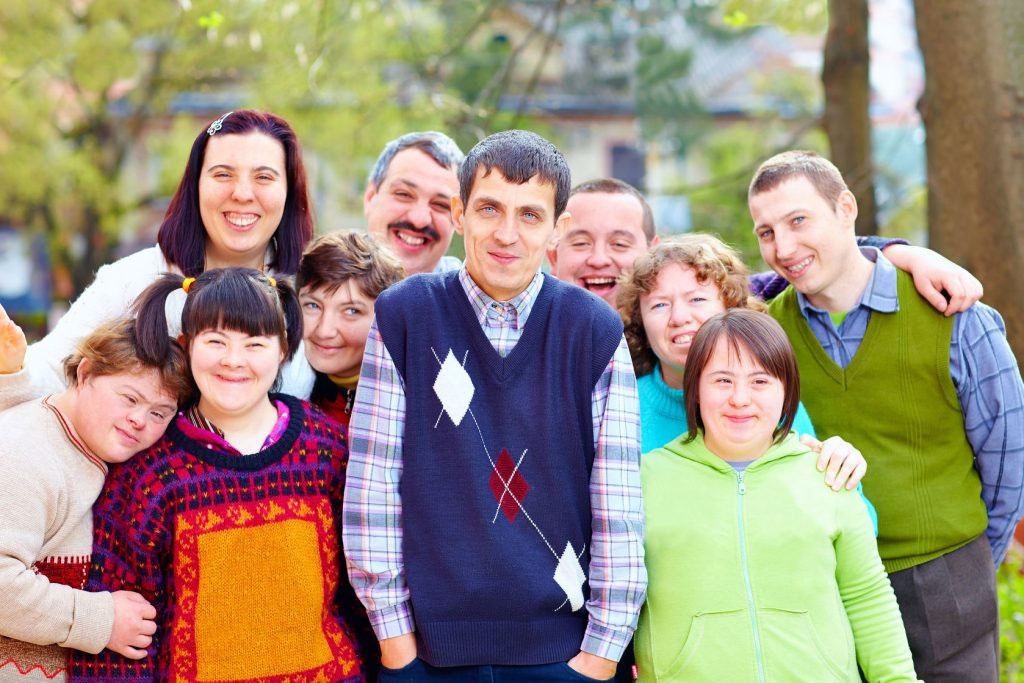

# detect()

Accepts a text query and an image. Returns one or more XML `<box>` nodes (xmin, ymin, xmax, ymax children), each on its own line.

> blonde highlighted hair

<box><xmin>616</xmin><ymin>234</ymin><xmax>764</xmax><ymax>377</ymax></box>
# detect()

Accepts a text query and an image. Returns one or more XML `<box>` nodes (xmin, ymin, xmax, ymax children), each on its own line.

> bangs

<box><xmin>182</xmin><ymin>273</ymin><xmax>284</xmax><ymax>342</ymax></box>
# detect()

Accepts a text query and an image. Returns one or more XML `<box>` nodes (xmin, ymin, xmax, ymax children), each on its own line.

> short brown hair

<box><xmin>682</xmin><ymin>309</ymin><xmax>800</xmax><ymax>446</ymax></box>
<box><xmin>63</xmin><ymin>317</ymin><xmax>191</xmax><ymax>404</ymax></box>
<box><xmin>616</xmin><ymin>234</ymin><xmax>765</xmax><ymax>377</ymax></box>
<box><xmin>748</xmin><ymin>150</ymin><xmax>848</xmax><ymax>210</ymax></box>
<box><xmin>570</xmin><ymin>178</ymin><xmax>656</xmax><ymax>242</ymax></box>
<box><xmin>297</xmin><ymin>231</ymin><xmax>406</xmax><ymax>300</ymax></box>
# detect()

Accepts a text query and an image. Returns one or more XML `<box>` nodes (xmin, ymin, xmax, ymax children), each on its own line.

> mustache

<box><xmin>388</xmin><ymin>221</ymin><xmax>440</xmax><ymax>243</ymax></box>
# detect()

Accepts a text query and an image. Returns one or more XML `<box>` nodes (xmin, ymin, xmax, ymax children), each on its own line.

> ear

<box><xmin>554</xmin><ymin>210</ymin><xmax>571</xmax><ymax>240</ymax></box>
<box><xmin>451</xmin><ymin>195</ymin><xmax>466</xmax><ymax>236</ymax></box>
<box><xmin>546</xmin><ymin>240</ymin><xmax>560</xmax><ymax>273</ymax></box>
<box><xmin>836</xmin><ymin>189</ymin><xmax>858</xmax><ymax>228</ymax></box>
<box><xmin>76</xmin><ymin>357</ymin><xmax>93</xmax><ymax>385</ymax></box>
<box><xmin>650</xmin><ymin>234</ymin><xmax>660</xmax><ymax>247</ymax></box>
<box><xmin>362</xmin><ymin>182</ymin><xmax>378</xmax><ymax>215</ymax></box>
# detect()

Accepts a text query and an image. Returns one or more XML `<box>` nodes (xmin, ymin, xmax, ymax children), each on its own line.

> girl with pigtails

<box><xmin>69</xmin><ymin>268</ymin><xmax>368</xmax><ymax>683</ymax></box>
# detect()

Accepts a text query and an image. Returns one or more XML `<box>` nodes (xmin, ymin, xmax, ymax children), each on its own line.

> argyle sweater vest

<box><xmin>375</xmin><ymin>272</ymin><xmax>623</xmax><ymax>666</ymax></box>
<box><xmin>769</xmin><ymin>271</ymin><xmax>986</xmax><ymax>572</ymax></box>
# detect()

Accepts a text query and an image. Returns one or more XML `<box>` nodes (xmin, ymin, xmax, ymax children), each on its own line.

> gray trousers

<box><xmin>888</xmin><ymin>535</ymin><xmax>999</xmax><ymax>682</ymax></box>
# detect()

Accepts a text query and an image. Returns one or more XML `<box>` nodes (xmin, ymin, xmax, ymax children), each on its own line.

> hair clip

<box><xmin>267</xmin><ymin>276</ymin><xmax>277</xmax><ymax>288</ymax></box>
<box><xmin>207</xmin><ymin>111</ymin><xmax>233</xmax><ymax>135</ymax></box>
<box><xmin>182</xmin><ymin>277</ymin><xmax>196</xmax><ymax>293</ymax></box>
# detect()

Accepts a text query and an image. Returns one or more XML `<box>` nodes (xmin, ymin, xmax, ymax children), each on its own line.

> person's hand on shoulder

<box><xmin>882</xmin><ymin>244</ymin><xmax>983</xmax><ymax>315</ymax></box>
<box><xmin>801</xmin><ymin>434</ymin><xmax>867</xmax><ymax>491</ymax></box>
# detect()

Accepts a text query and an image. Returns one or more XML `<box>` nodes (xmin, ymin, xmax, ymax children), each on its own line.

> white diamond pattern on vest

<box><xmin>432</xmin><ymin>349</ymin><xmax>475</xmax><ymax>427</ymax></box>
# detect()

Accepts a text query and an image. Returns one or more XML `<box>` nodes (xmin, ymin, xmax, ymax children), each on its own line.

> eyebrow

<box><xmin>119</xmin><ymin>385</ymin><xmax>177</xmax><ymax>412</ymax></box>
<box><xmin>206</xmin><ymin>164</ymin><xmax>281</xmax><ymax>176</ymax></box>
<box><xmin>390</xmin><ymin>177</ymin><xmax>451</xmax><ymax>202</ymax></box>
<box><xmin>754</xmin><ymin>208</ymin><xmax>805</xmax><ymax>232</ymax></box>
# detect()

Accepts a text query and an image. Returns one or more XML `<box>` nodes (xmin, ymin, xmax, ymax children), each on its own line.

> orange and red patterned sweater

<box><xmin>68</xmin><ymin>394</ymin><xmax>369</xmax><ymax>682</ymax></box>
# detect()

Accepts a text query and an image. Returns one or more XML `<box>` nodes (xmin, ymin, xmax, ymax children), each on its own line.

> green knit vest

<box><xmin>769</xmin><ymin>271</ymin><xmax>987</xmax><ymax>572</ymax></box>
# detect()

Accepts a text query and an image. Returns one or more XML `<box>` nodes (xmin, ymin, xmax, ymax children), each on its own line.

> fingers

<box><xmin>847</xmin><ymin>459</ymin><xmax>868</xmax><ymax>491</ymax></box>
<box><xmin>915</xmin><ymin>274</ymin><xmax>949</xmax><ymax>315</ymax></box>
<box><xmin>139</xmin><ymin>602</ymin><xmax>157</xmax><ymax>620</ymax></box>
<box><xmin>115</xmin><ymin>644</ymin><xmax>149</xmax><ymax>660</ymax></box>
<box><xmin>139</xmin><ymin>619</ymin><xmax>157</xmax><ymax>637</ymax></box>
<box><xmin>831</xmin><ymin>452</ymin><xmax>859</xmax><ymax>491</ymax></box>
<box><xmin>0</xmin><ymin>303</ymin><xmax>9</xmax><ymax>323</ymax></box>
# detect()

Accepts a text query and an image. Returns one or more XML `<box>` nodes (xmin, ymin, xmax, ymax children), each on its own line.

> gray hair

<box><xmin>367</xmin><ymin>131</ymin><xmax>465</xmax><ymax>189</ymax></box>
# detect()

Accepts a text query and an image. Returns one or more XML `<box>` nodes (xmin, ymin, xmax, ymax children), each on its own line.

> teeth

<box><xmin>786</xmin><ymin>256</ymin><xmax>812</xmax><ymax>274</ymax></box>
<box><xmin>225</xmin><ymin>213</ymin><xmax>258</xmax><ymax>227</ymax></box>
<box><xmin>396</xmin><ymin>232</ymin><xmax>427</xmax><ymax>246</ymax></box>
<box><xmin>584</xmin><ymin>278</ymin><xmax>615</xmax><ymax>287</ymax></box>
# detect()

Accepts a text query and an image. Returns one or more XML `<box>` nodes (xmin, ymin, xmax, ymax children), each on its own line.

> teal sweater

<box><xmin>635</xmin><ymin>433</ymin><xmax>919</xmax><ymax>682</ymax></box>
<box><xmin>637</xmin><ymin>363</ymin><xmax>878</xmax><ymax>534</ymax></box>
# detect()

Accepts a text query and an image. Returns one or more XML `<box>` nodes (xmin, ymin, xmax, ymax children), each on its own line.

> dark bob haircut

<box><xmin>157</xmin><ymin>110</ymin><xmax>314</xmax><ymax>277</ymax></box>
<box><xmin>459</xmin><ymin>129</ymin><xmax>571</xmax><ymax>219</ymax></box>
<box><xmin>682</xmin><ymin>308</ymin><xmax>800</xmax><ymax>446</ymax></box>
<box><xmin>133</xmin><ymin>268</ymin><xmax>303</xmax><ymax>383</ymax></box>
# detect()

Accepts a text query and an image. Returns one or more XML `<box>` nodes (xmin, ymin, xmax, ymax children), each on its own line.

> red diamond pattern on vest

<box><xmin>489</xmin><ymin>448</ymin><xmax>530</xmax><ymax>522</ymax></box>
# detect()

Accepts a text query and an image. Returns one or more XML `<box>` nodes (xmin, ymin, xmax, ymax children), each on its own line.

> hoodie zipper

<box><xmin>736</xmin><ymin>470</ymin><xmax>767</xmax><ymax>683</ymax></box>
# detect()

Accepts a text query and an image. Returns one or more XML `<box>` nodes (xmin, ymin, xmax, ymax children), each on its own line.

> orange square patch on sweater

<box><xmin>170</xmin><ymin>496</ymin><xmax>355</xmax><ymax>682</ymax></box>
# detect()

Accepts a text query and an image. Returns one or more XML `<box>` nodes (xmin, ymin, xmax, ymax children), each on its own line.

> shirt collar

<box><xmin>796</xmin><ymin>247</ymin><xmax>899</xmax><ymax>317</ymax></box>
<box><xmin>458</xmin><ymin>266</ymin><xmax>544</xmax><ymax>330</ymax></box>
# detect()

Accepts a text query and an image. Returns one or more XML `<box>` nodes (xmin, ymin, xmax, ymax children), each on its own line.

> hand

<box><xmin>379</xmin><ymin>632</ymin><xmax>417</xmax><ymax>670</ymax></box>
<box><xmin>800</xmin><ymin>434</ymin><xmax>867</xmax><ymax>491</ymax></box>
<box><xmin>567</xmin><ymin>651</ymin><xmax>617</xmax><ymax>681</ymax></box>
<box><xmin>0</xmin><ymin>304</ymin><xmax>27</xmax><ymax>375</ymax></box>
<box><xmin>106</xmin><ymin>591</ymin><xmax>157</xmax><ymax>659</ymax></box>
<box><xmin>882</xmin><ymin>244</ymin><xmax>983</xmax><ymax>316</ymax></box>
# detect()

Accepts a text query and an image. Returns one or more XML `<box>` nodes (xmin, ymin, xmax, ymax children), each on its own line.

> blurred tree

<box><xmin>822</xmin><ymin>0</ymin><xmax>877</xmax><ymax>235</ymax></box>
<box><xmin>914</xmin><ymin>0</ymin><xmax>1024</xmax><ymax>362</ymax></box>
<box><xmin>0</xmin><ymin>0</ymin><xmax>459</xmax><ymax>300</ymax></box>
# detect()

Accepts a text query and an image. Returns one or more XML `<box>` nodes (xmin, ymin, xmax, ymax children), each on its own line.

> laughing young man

<box><xmin>344</xmin><ymin>130</ymin><xmax>644</xmax><ymax>682</ymax></box>
<box><xmin>753</xmin><ymin>150</ymin><xmax>1024</xmax><ymax>681</ymax></box>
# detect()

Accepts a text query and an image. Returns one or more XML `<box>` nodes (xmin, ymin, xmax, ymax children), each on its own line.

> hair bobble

<box><xmin>207</xmin><ymin>111</ymin><xmax>233</xmax><ymax>136</ymax></box>
<box><xmin>267</xmin><ymin>276</ymin><xmax>276</xmax><ymax>288</ymax></box>
<box><xmin>182</xmin><ymin>277</ymin><xmax>196</xmax><ymax>294</ymax></box>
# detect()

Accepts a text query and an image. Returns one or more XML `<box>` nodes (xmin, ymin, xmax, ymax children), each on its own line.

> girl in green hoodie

<box><xmin>635</xmin><ymin>309</ymin><xmax>918</xmax><ymax>682</ymax></box>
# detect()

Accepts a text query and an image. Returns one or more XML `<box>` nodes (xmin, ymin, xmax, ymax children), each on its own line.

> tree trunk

<box><xmin>914</xmin><ymin>0</ymin><xmax>1024</xmax><ymax>363</ymax></box>
<box><xmin>822</xmin><ymin>0</ymin><xmax>878</xmax><ymax>235</ymax></box>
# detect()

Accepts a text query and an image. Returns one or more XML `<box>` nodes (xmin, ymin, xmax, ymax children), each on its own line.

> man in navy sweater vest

<box><xmin>343</xmin><ymin>130</ymin><xmax>646</xmax><ymax>681</ymax></box>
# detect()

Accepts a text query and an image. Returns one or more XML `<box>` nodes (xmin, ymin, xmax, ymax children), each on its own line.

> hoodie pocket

<box><xmin>759</xmin><ymin>607</ymin><xmax>848</xmax><ymax>682</ymax></box>
<box><xmin>658</xmin><ymin>609</ymin><xmax>754</xmax><ymax>681</ymax></box>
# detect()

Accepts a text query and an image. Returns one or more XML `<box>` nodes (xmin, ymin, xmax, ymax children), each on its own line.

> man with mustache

<box><xmin>364</xmin><ymin>132</ymin><xmax>466</xmax><ymax>275</ymax></box>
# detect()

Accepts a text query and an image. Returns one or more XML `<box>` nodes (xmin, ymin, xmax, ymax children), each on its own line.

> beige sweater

<box><xmin>0</xmin><ymin>387</ymin><xmax>115</xmax><ymax>682</ymax></box>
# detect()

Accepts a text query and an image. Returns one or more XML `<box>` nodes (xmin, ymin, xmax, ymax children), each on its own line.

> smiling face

<box><xmin>364</xmin><ymin>148</ymin><xmax>459</xmax><ymax>275</ymax></box>
<box><xmin>698</xmin><ymin>338</ymin><xmax>786</xmax><ymax>462</ymax></box>
<box><xmin>199</xmin><ymin>132</ymin><xmax>288</xmax><ymax>270</ymax></box>
<box><xmin>70</xmin><ymin>364</ymin><xmax>178</xmax><ymax>464</ymax></box>
<box><xmin>454</xmin><ymin>168</ymin><xmax>568</xmax><ymax>302</ymax></box>
<box><xmin>639</xmin><ymin>263</ymin><xmax>727</xmax><ymax>389</ymax></box>
<box><xmin>749</xmin><ymin>175</ymin><xmax>859</xmax><ymax>308</ymax></box>
<box><xmin>300</xmin><ymin>280</ymin><xmax>375</xmax><ymax>377</ymax></box>
<box><xmin>548</xmin><ymin>191</ymin><xmax>652</xmax><ymax>306</ymax></box>
<box><xmin>189</xmin><ymin>328</ymin><xmax>285</xmax><ymax>423</ymax></box>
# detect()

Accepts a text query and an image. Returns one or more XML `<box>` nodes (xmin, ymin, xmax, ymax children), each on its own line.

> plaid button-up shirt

<box><xmin>342</xmin><ymin>268</ymin><xmax>646</xmax><ymax>662</ymax></box>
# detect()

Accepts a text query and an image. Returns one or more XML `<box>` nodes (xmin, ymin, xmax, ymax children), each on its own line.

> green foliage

<box><xmin>999</xmin><ymin>549</ymin><xmax>1024</xmax><ymax>682</ymax></box>
<box><xmin>719</xmin><ymin>0</ymin><xmax>827</xmax><ymax>34</ymax></box>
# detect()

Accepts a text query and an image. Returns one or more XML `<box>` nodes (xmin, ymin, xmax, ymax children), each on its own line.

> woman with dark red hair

<box><xmin>6</xmin><ymin>110</ymin><xmax>317</xmax><ymax>398</ymax></box>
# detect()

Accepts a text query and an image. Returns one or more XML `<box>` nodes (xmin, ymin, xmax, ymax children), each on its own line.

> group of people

<box><xmin>0</xmin><ymin>109</ymin><xmax>1021</xmax><ymax>683</ymax></box>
